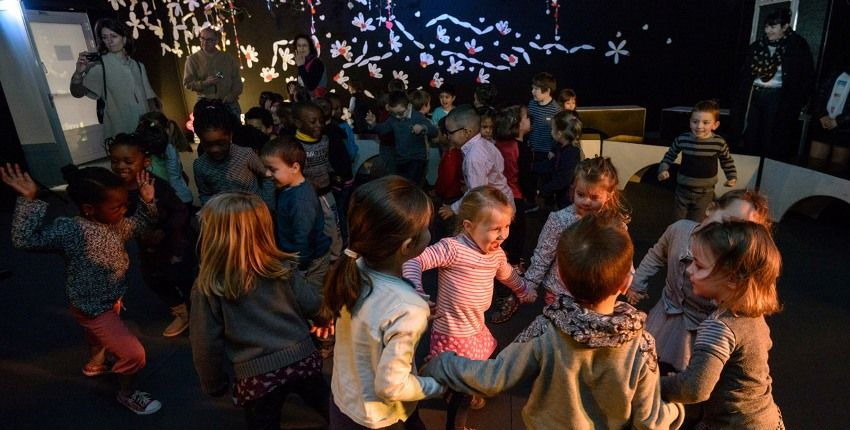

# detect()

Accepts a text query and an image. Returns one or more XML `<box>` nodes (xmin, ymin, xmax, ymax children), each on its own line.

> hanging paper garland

<box><xmin>226</xmin><ymin>0</ymin><xmax>244</xmax><ymax>68</ymax></box>
<box><xmin>546</xmin><ymin>0</ymin><xmax>561</xmax><ymax>37</ymax></box>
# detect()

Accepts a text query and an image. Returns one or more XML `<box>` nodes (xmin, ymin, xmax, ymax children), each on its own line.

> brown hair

<box><xmin>710</xmin><ymin>189</ymin><xmax>772</xmax><ymax>229</ymax></box>
<box><xmin>692</xmin><ymin>99</ymin><xmax>721</xmax><ymax>122</ymax></box>
<box><xmin>557</xmin><ymin>214</ymin><xmax>633</xmax><ymax>306</ymax></box>
<box><xmin>260</xmin><ymin>136</ymin><xmax>305</xmax><ymax>170</ymax></box>
<box><xmin>692</xmin><ymin>220</ymin><xmax>781</xmax><ymax>317</ymax></box>
<box><xmin>196</xmin><ymin>192</ymin><xmax>296</xmax><ymax>300</ymax></box>
<box><xmin>573</xmin><ymin>156</ymin><xmax>631</xmax><ymax>224</ymax></box>
<box><xmin>454</xmin><ymin>186</ymin><xmax>514</xmax><ymax>233</ymax></box>
<box><xmin>409</xmin><ymin>90</ymin><xmax>431</xmax><ymax>112</ymax></box>
<box><xmin>493</xmin><ymin>105</ymin><xmax>523</xmax><ymax>141</ymax></box>
<box><xmin>551</xmin><ymin>110</ymin><xmax>582</xmax><ymax>147</ymax></box>
<box><xmin>321</xmin><ymin>176</ymin><xmax>432</xmax><ymax>319</ymax></box>
<box><xmin>532</xmin><ymin>72</ymin><xmax>557</xmax><ymax>93</ymax></box>
<box><xmin>557</xmin><ymin>88</ymin><xmax>577</xmax><ymax>105</ymax></box>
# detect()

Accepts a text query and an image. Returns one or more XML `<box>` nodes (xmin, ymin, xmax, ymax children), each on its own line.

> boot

<box><xmin>163</xmin><ymin>303</ymin><xmax>189</xmax><ymax>337</ymax></box>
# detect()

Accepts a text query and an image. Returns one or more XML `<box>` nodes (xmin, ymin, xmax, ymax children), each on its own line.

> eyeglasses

<box><xmin>445</xmin><ymin>126</ymin><xmax>467</xmax><ymax>135</ymax></box>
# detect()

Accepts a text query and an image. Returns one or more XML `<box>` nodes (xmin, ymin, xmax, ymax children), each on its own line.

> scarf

<box><xmin>751</xmin><ymin>31</ymin><xmax>791</xmax><ymax>83</ymax></box>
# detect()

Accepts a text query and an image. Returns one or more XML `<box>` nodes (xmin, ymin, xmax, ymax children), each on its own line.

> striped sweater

<box><xmin>526</xmin><ymin>99</ymin><xmax>561</xmax><ymax>152</ymax></box>
<box><xmin>403</xmin><ymin>234</ymin><xmax>527</xmax><ymax>337</ymax></box>
<box><xmin>659</xmin><ymin>132</ymin><xmax>737</xmax><ymax>188</ymax></box>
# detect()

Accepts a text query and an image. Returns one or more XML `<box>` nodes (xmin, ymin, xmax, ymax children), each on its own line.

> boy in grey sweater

<box><xmin>422</xmin><ymin>215</ymin><xmax>684</xmax><ymax>430</ymax></box>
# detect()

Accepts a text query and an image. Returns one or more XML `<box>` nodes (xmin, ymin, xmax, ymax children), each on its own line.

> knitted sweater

<box><xmin>12</xmin><ymin>197</ymin><xmax>156</xmax><ymax>316</ymax></box>
<box><xmin>658</xmin><ymin>132</ymin><xmax>737</xmax><ymax>189</ymax></box>
<box><xmin>524</xmin><ymin>204</ymin><xmax>581</xmax><ymax>295</ymax></box>
<box><xmin>527</xmin><ymin>98</ymin><xmax>561</xmax><ymax>152</ymax></box>
<box><xmin>189</xmin><ymin>267</ymin><xmax>320</xmax><ymax>394</ymax></box>
<box><xmin>192</xmin><ymin>144</ymin><xmax>273</xmax><ymax>206</ymax></box>
<box><xmin>423</xmin><ymin>294</ymin><xmax>685</xmax><ymax>430</ymax></box>
<box><xmin>662</xmin><ymin>310</ymin><xmax>781</xmax><ymax>429</ymax></box>
<box><xmin>183</xmin><ymin>49</ymin><xmax>242</xmax><ymax>102</ymax></box>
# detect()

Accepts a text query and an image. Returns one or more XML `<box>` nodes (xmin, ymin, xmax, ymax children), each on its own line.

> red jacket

<box><xmin>494</xmin><ymin>139</ymin><xmax>523</xmax><ymax>200</ymax></box>
<box><xmin>434</xmin><ymin>148</ymin><xmax>464</xmax><ymax>200</ymax></box>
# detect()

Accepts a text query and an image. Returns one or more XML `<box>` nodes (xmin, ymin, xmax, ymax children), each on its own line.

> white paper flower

<box><xmin>240</xmin><ymin>44</ymin><xmax>259</xmax><ymax>68</ymax></box>
<box><xmin>278</xmin><ymin>47</ymin><xmax>295</xmax><ymax>71</ymax></box>
<box><xmin>368</xmin><ymin>63</ymin><xmax>383</xmax><ymax>79</ymax></box>
<box><xmin>392</xmin><ymin>70</ymin><xmax>409</xmax><ymax>87</ymax></box>
<box><xmin>352</xmin><ymin>12</ymin><xmax>376</xmax><ymax>32</ymax></box>
<box><xmin>330</xmin><ymin>40</ymin><xmax>353</xmax><ymax>61</ymax></box>
<box><xmin>419</xmin><ymin>52</ymin><xmax>434</xmax><ymax>68</ymax></box>
<box><xmin>183</xmin><ymin>0</ymin><xmax>200</xmax><ymax>12</ymax></box>
<box><xmin>389</xmin><ymin>31</ymin><xmax>402</xmax><ymax>53</ymax></box>
<box><xmin>500</xmin><ymin>53</ymin><xmax>519</xmax><ymax>67</ymax></box>
<box><xmin>430</xmin><ymin>72</ymin><xmax>444</xmax><ymax>88</ymax></box>
<box><xmin>166</xmin><ymin>2</ymin><xmax>183</xmax><ymax>17</ymax></box>
<box><xmin>436</xmin><ymin>25</ymin><xmax>449</xmax><ymax>44</ymax></box>
<box><xmin>108</xmin><ymin>0</ymin><xmax>127</xmax><ymax>11</ymax></box>
<box><xmin>333</xmin><ymin>70</ymin><xmax>350</xmax><ymax>89</ymax></box>
<box><xmin>447</xmin><ymin>57</ymin><xmax>465</xmax><ymax>75</ymax></box>
<box><xmin>171</xmin><ymin>42</ymin><xmax>184</xmax><ymax>57</ymax></box>
<box><xmin>495</xmin><ymin>20</ymin><xmax>511</xmax><ymax>36</ymax></box>
<box><xmin>605</xmin><ymin>39</ymin><xmax>629</xmax><ymax>64</ymax></box>
<box><xmin>261</xmin><ymin>67</ymin><xmax>279</xmax><ymax>83</ymax></box>
<box><xmin>285</xmin><ymin>76</ymin><xmax>298</xmax><ymax>83</ymax></box>
<box><xmin>464</xmin><ymin>39</ymin><xmax>483</xmax><ymax>56</ymax></box>
<box><xmin>475</xmin><ymin>68</ymin><xmax>490</xmax><ymax>84</ymax></box>
<box><xmin>125</xmin><ymin>12</ymin><xmax>144</xmax><ymax>39</ymax></box>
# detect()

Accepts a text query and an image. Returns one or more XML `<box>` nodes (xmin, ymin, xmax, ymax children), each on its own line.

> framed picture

<box><xmin>750</xmin><ymin>0</ymin><xmax>799</xmax><ymax>42</ymax></box>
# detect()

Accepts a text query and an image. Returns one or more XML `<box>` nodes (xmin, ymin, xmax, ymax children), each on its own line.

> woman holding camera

<box><xmin>70</xmin><ymin>18</ymin><xmax>159</xmax><ymax>139</ymax></box>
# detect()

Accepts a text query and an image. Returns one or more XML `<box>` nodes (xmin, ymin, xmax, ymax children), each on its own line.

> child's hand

<box><xmin>724</xmin><ymin>178</ymin><xmax>737</xmax><ymax>187</ymax></box>
<box><xmin>365</xmin><ymin>110</ymin><xmax>376</xmax><ymax>126</ymax></box>
<box><xmin>0</xmin><ymin>163</ymin><xmax>38</xmax><ymax>200</ymax></box>
<box><xmin>547</xmin><ymin>151</ymin><xmax>555</xmax><ymax>160</ymax></box>
<box><xmin>519</xmin><ymin>287</ymin><xmax>537</xmax><ymax>304</ymax></box>
<box><xmin>411</xmin><ymin>124</ymin><xmax>425</xmax><ymax>135</ymax></box>
<box><xmin>438</xmin><ymin>204</ymin><xmax>454</xmax><ymax>220</ymax></box>
<box><xmin>137</xmin><ymin>170</ymin><xmax>155</xmax><ymax>204</ymax></box>
<box><xmin>625</xmin><ymin>289</ymin><xmax>647</xmax><ymax>305</ymax></box>
<box><xmin>310</xmin><ymin>320</ymin><xmax>335</xmax><ymax>339</ymax></box>
<box><xmin>657</xmin><ymin>170</ymin><xmax>670</xmax><ymax>181</ymax></box>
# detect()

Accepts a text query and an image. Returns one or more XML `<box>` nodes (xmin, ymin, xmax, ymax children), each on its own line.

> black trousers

<box><xmin>243</xmin><ymin>373</ymin><xmax>330</xmax><ymax>430</ymax></box>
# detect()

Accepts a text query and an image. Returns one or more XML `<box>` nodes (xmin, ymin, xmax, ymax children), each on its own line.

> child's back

<box><xmin>273</xmin><ymin>180</ymin><xmax>330</xmax><ymax>271</ymax></box>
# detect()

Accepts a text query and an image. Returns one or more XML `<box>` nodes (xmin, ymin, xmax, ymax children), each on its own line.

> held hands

<box><xmin>365</xmin><ymin>110</ymin><xmax>377</xmax><ymax>126</ymax></box>
<box><xmin>438</xmin><ymin>204</ymin><xmax>454</xmax><ymax>220</ymax></box>
<box><xmin>137</xmin><ymin>171</ymin><xmax>155</xmax><ymax>204</ymax></box>
<box><xmin>0</xmin><ymin>163</ymin><xmax>38</xmax><ymax>200</ymax></box>
<box><xmin>310</xmin><ymin>320</ymin><xmax>335</xmax><ymax>339</ymax></box>
<box><xmin>518</xmin><ymin>286</ymin><xmax>537</xmax><ymax>304</ymax></box>
<box><xmin>724</xmin><ymin>178</ymin><xmax>737</xmax><ymax>187</ymax></box>
<box><xmin>657</xmin><ymin>170</ymin><xmax>670</xmax><ymax>181</ymax></box>
<box><xmin>820</xmin><ymin>116</ymin><xmax>838</xmax><ymax>130</ymax></box>
<box><xmin>624</xmin><ymin>289</ymin><xmax>648</xmax><ymax>305</ymax></box>
<box><xmin>547</xmin><ymin>151</ymin><xmax>555</xmax><ymax>160</ymax></box>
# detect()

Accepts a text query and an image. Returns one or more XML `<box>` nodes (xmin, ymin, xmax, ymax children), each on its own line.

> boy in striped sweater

<box><xmin>658</xmin><ymin>100</ymin><xmax>737</xmax><ymax>222</ymax></box>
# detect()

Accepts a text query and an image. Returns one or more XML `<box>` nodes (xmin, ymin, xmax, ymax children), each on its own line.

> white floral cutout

<box><xmin>278</xmin><ymin>47</ymin><xmax>295</xmax><ymax>71</ymax></box>
<box><xmin>464</xmin><ymin>39</ymin><xmax>483</xmax><ymax>56</ymax></box>
<box><xmin>430</xmin><ymin>72</ymin><xmax>444</xmax><ymax>88</ymax></box>
<box><xmin>392</xmin><ymin>70</ymin><xmax>409</xmax><ymax>87</ymax></box>
<box><xmin>605</xmin><ymin>39</ymin><xmax>629</xmax><ymax>64</ymax></box>
<box><xmin>419</xmin><ymin>52</ymin><xmax>434</xmax><ymax>68</ymax></box>
<box><xmin>352</xmin><ymin>13</ymin><xmax>376</xmax><ymax>32</ymax></box>
<box><xmin>330</xmin><ymin>40</ymin><xmax>353</xmax><ymax>61</ymax></box>
<box><xmin>475</xmin><ymin>68</ymin><xmax>490</xmax><ymax>84</ymax></box>
<box><xmin>447</xmin><ymin>56</ymin><xmax>465</xmax><ymax>74</ymax></box>
<box><xmin>436</xmin><ymin>25</ymin><xmax>449</xmax><ymax>44</ymax></box>
<box><xmin>389</xmin><ymin>31</ymin><xmax>402</xmax><ymax>52</ymax></box>
<box><xmin>500</xmin><ymin>53</ymin><xmax>519</xmax><ymax>67</ymax></box>
<box><xmin>333</xmin><ymin>70</ymin><xmax>350</xmax><ymax>89</ymax></box>
<box><xmin>125</xmin><ymin>12</ymin><xmax>144</xmax><ymax>39</ymax></box>
<box><xmin>496</xmin><ymin>20</ymin><xmax>511</xmax><ymax>35</ymax></box>
<box><xmin>368</xmin><ymin>63</ymin><xmax>383</xmax><ymax>79</ymax></box>
<box><xmin>240</xmin><ymin>44</ymin><xmax>259</xmax><ymax>68</ymax></box>
<box><xmin>260</xmin><ymin>67</ymin><xmax>279</xmax><ymax>83</ymax></box>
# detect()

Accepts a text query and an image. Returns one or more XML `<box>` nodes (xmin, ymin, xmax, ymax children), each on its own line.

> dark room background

<box><xmin>12</xmin><ymin>0</ymin><xmax>847</xmax><ymax>138</ymax></box>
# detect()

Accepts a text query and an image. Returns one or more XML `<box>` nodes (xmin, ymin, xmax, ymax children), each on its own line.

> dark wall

<box><xmin>18</xmin><ymin>0</ymin><xmax>840</xmax><ymax>137</ymax></box>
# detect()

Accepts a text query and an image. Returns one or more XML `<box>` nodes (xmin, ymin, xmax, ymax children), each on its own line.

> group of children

<box><xmin>1</xmin><ymin>70</ymin><xmax>783</xmax><ymax>430</ymax></box>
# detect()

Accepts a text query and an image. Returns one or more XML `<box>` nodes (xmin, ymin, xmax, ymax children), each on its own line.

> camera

<box><xmin>84</xmin><ymin>52</ymin><xmax>101</xmax><ymax>62</ymax></box>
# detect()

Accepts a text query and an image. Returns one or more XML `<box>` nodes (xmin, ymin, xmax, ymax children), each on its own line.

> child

<box><xmin>274</xmin><ymin>101</ymin><xmax>296</xmax><ymax>136</ymax></box>
<box><xmin>661</xmin><ymin>220</ymin><xmax>783</xmax><ymax>429</ymax></box>
<box><xmin>539</xmin><ymin>110</ymin><xmax>583</xmax><ymax>210</ymax></box>
<box><xmin>557</xmin><ymin>88</ymin><xmax>577</xmax><ymax>111</ymax></box>
<box><xmin>431</xmin><ymin>83</ymin><xmax>456</xmax><ymax>126</ymax></box>
<box><xmin>422</xmin><ymin>215</ymin><xmax>685</xmax><ymax>430</ymax></box>
<box><xmin>135</xmin><ymin>117</ymin><xmax>194</xmax><ymax>206</ymax></box>
<box><xmin>403</xmin><ymin>186</ymin><xmax>536</xmax><ymax>429</ymax></box>
<box><xmin>366</xmin><ymin>91</ymin><xmax>438</xmax><ymax>186</ymax></box>
<box><xmin>627</xmin><ymin>189</ymin><xmax>771</xmax><ymax>373</ymax></box>
<box><xmin>2</xmin><ymin>163</ymin><xmax>161</xmax><ymax>414</ymax></box>
<box><xmin>524</xmin><ymin>157</ymin><xmax>631</xmax><ymax>306</ymax></box>
<box><xmin>325</xmin><ymin>92</ymin><xmax>358</xmax><ymax>242</ymax></box>
<box><xmin>322</xmin><ymin>176</ymin><xmax>445</xmax><ymax>429</ymax></box>
<box><xmin>293</xmin><ymin>102</ymin><xmax>349</xmax><ymax>261</ymax></box>
<box><xmin>106</xmin><ymin>133</ymin><xmax>194</xmax><ymax>337</ymax></box>
<box><xmin>347</xmin><ymin>80</ymin><xmax>372</xmax><ymax>134</ymax></box>
<box><xmin>190</xmin><ymin>192</ymin><xmax>330</xmax><ymax>428</ymax></box>
<box><xmin>526</xmin><ymin>72</ymin><xmax>561</xmax><ymax>211</ymax></box>
<box><xmin>260</xmin><ymin>137</ymin><xmax>331</xmax><ymax>287</ymax></box>
<box><xmin>409</xmin><ymin>89</ymin><xmax>432</xmax><ymax>116</ymax></box>
<box><xmin>478</xmin><ymin>106</ymin><xmax>496</xmax><ymax>142</ymax></box>
<box><xmin>192</xmin><ymin>103</ymin><xmax>273</xmax><ymax>206</ymax></box>
<box><xmin>244</xmin><ymin>106</ymin><xmax>276</xmax><ymax>137</ymax></box>
<box><xmin>658</xmin><ymin>100</ymin><xmax>737</xmax><ymax>222</ymax></box>
<box><xmin>438</xmin><ymin>105</ymin><xmax>514</xmax><ymax>220</ymax></box>
<box><xmin>473</xmin><ymin>83</ymin><xmax>498</xmax><ymax>111</ymax></box>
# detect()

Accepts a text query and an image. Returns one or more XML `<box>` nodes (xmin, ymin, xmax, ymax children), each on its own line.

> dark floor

<box><xmin>1</xmin><ymin>180</ymin><xmax>849</xmax><ymax>429</ymax></box>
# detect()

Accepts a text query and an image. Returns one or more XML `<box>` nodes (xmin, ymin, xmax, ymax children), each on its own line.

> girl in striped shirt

<box><xmin>403</xmin><ymin>186</ymin><xmax>535</xmax><ymax>430</ymax></box>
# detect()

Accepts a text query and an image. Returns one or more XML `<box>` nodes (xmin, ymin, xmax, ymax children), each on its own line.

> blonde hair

<box><xmin>693</xmin><ymin>220</ymin><xmax>781</xmax><ymax>317</ymax></box>
<box><xmin>196</xmin><ymin>192</ymin><xmax>296</xmax><ymax>300</ymax></box>
<box><xmin>455</xmin><ymin>186</ymin><xmax>514</xmax><ymax>233</ymax></box>
<box><xmin>709</xmin><ymin>189</ymin><xmax>772</xmax><ymax>229</ymax></box>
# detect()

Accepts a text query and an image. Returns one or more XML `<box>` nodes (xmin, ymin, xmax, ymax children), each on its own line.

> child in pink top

<box><xmin>403</xmin><ymin>186</ymin><xmax>535</xmax><ymax>430</ymax></box>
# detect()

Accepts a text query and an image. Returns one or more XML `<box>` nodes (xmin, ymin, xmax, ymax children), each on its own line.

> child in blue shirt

<box><xmin>261</xmin><ymin>137</ymin><xmax>331</xmax><ymax>287</ymax></box>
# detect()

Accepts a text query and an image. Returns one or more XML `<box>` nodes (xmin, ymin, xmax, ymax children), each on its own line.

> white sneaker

<box><xmin>116</xmin><ymin>390</ymin><xmax>161</xmax><ymax>415</ymax></box>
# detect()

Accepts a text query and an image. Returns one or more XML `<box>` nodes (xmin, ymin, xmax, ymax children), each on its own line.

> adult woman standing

<box><xmin>294</xmin><ymin>34</ymin><xmax>327</xmax><ymax>99</ymax></box>
<box><xmin>807</xmin><ymin>64</ymin><xmax>850</xmax><ymax>176</ymax></box>
<box><xmin>736</xmin><ymin>8</ymin><xmax>813</xmax><ymax>160</ymax></box>
<box><xmin>70</xmin><ymin>18</ymin><xmax>159</xmax><ymax>139</ymax></box>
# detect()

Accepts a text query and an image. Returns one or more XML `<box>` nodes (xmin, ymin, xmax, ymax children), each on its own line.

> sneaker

<box><xmin>470</xmin><ymin>395</ymin><xmax>486</xmax><ymax>410</ymax></box>
<box><xmin>489</xmin><ymin>295</ymin><xmax>518</xmax><ymax>324</ymax></box>
<box><xmin>116</xmin><ymin>390</ymin><xmax>161</xmax><ymax>415</ymax></box>
<box><xmin>162</xmin><ymin>304</ymin><xmax>189</xmax><ymax>337</ymax></box>
<box><xmin>82</xmin><ymin>362</ymin><xmax>112</xmax><ymax>377</ymax></box>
